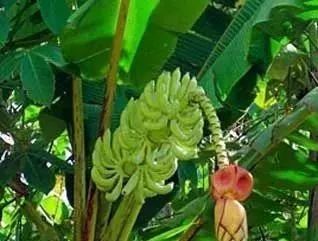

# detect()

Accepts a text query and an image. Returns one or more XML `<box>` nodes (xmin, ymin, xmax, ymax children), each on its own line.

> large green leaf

<box><xmin>37</xmin><ymin>0</ymin><xmax>71</xmax><ymax>34</ymax></box>
<box><xmin>60</xmin><ymin>0</ymin><xmax>208</xmax><ymax>86</ymax></box>
<box><xmin>253</xmin><ymin>143</ymin><xmax>318</xmax><ymax>191</ymax></box>
<box><xmin>20</xmin><ymin>52</ymin><xmax>55</xmax><ymax>105</ymax></box>
<box><xmin>128</xmin><ymin>0</ymin><xmax>209</xmax><ymax>86</ymax></box>
<box><xmin>198</xmin><ymin>0</ymin><xmax>306</xmax><ymax>103</ymax></box>
<box><xmin>164</xmin><ymin>6</ymin><xmax>232</xmax><ymax>76</ymax></box>
<box><xmin>245</xmin><ymin>192</ymin><xmax>284</xmax><ymax>226</ymax></box>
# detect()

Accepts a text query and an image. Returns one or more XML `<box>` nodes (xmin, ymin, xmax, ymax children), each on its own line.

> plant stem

<box><xmin>72</xmin><ymin>76</ymin><xmax>86</xmax><ymax>241</ymax></box>
<box><xmin>241</xmin><ymin>87</ymin><xmax>318</xmax><ymax>169</ymax></box>
<box><xmin>99</xmin><ymin>0</ymin><xmax>131</xmax><ymax>135</ymax></box>
<box><xmin>95</xmin><ymin>193</ymin><xmax>112</xmax><ymax>240</ymax></box>
<box><xmin>83</xmin><ymin>183</ymin><xmax>98</xmax><ymax>241</ymax></box>
<box><xmin>193</xmin><ymin>92</ymin><xmax>229</xmax><ymax>168</ymax></box>
<box><xmin>101</xmin><ymin>193</ymin><xmax>143</xmax><ymax>241</ymax></box>
<box><xmin>84</xmin><ymin>0</ymin><xmax>131</xmax><ymax>240</ymax></box>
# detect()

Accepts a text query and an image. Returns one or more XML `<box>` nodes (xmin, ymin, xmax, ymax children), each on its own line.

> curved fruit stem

<box><xmin>192</xmin><ymin>92</ymin><xmax>229</xmax><ymax>169</ymax></box>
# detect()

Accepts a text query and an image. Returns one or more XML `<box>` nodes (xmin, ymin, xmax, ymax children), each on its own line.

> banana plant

<box><xmin>91</xmin><ymin>69</ymin><xmax>255</xmax><ymax>241</ymax></box>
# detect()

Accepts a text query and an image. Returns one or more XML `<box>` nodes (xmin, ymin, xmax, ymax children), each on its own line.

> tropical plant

<box><xmin>0</xmin><ymin>0</ymin><xmax>318</xmax><ymax>241</ymax></box>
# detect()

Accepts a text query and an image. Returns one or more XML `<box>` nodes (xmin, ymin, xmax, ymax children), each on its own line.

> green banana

<box><xmin>91</xmin><ymin>69</ymin><xmax>228</xmax><ymax>204</ymax></box>
<box><xmin>139</xmin><ymin>101</ymin><xmax>162</xmax><ymax>120</ymax></box>
<box><xmin>144</xmin><ymin>171</ymin><xmax>174</xmax><ymax>195</ymax></box>
<box><xmin>143</xmin><ymin>116</ymin><xmax>168</xmax><ymax>131</ymax></box>
<box><xmin>105</xmin><ymin>177</ymin><xmax>123</xmax><ymax>202</ymax></box>
<box><xmin>122</xmin><ymin>169</ymin><xmax>141</xmax><ymax>196</ymax></box>
<box><xmin>142</xmin><ymin>80</ymin><xmax>160</xmax><ymax>109</ymax></box>
<box><xmin>91</xmin><ymin>167</ymin><xmax>119</xmax><ymax>191</ymax></box>
<box><xmin>169</xmin><ymin>68</ymin><xmax>181</xmax><ymax>101</ymax></box>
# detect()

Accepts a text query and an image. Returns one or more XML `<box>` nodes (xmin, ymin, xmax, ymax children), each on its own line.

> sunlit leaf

<box><xmin>41</xmin><ymin>196</ymin><xmax>69</xmax><ymax>224</ymax></box>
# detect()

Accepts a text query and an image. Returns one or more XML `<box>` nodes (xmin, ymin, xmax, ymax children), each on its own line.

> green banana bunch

<box><xmin>92</xmin><ymin>69</ymin><xmax>206</xmax><ymax>202</ymax></box>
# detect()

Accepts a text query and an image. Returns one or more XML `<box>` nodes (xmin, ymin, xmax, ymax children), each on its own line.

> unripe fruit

<box><xmin>211</xmin><ymin>164</ymin><xmax>253</xmax><ymax>201</ymax></box>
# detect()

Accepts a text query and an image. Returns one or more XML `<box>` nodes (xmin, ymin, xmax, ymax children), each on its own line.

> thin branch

<box><xmin>72</xmin><ymin>76</ymin><xmax>86</xmax><ymax>241</ymax></box>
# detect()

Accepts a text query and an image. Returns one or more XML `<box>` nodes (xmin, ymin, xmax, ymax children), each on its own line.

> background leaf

<box><xmin>0</xmin><ymin>51</ymin><xmax>23</xmax><ymax>82</ymax></box>
<box><xmin>23</xmin><ymin>151</ymin><xmax>55</xmax><ymax>194</ymax></box>
<box><xmin>0</xmin><ymin>12</ymin><xmax>9</xmax><ymax>46</ymax></box>
<box><xmin>20</xmin><ymin>52</ymin><xmax>55</xmax><ymax>105</ymax></box>
<box><xmin>32</xmin><ymin>44</ymin><xmax>67</xmax><ymax>67</ymax></box>
<box><xmin>39</xmin><ymin>110</ymin><xmax>67</xmax><ymax>143</ymax></box>
<box><xmin>37</xmin><ymin>0</ymin><xmax>71</xmax><ymax>34</ymax></box>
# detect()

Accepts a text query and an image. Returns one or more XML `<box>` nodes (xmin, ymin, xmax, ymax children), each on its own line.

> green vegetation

<box><xmin>0</xmin><ymin>0</ymin><xmax>318</xmax><ymax>240</ymax></box>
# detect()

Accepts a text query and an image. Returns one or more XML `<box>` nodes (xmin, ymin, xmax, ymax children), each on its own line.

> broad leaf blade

<box><xmin>254</xmin><ymin>143</ymin><xmax>318</xmax><ymax>191</ymax></box>
<box><xmin>32</xmin><ymin>44</ymin><xmax>67</xmax><ymax>67</ymax></box>
<box><xmin>198</xmin><ymin>0</ymin><xmax>306</xmax><ymax>103</ymax></box>
<box><xmin>60</xmin><ymin>0</ymin><xmax>208</xmax><ymax>86</ymax></box>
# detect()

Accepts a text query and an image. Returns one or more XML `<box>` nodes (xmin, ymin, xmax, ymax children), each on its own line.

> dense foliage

<box><xmin>0</xmin><ymin>0</ymin><xmax>318</xmax><ymax>240</ymax></box>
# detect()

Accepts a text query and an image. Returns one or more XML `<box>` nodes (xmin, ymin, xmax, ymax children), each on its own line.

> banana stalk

<box><xmin>101</xmin><ymin>192</ymin><xmax>143</xmax><ymax>241</ymax></box>
<box><xmin>191</xmin><ymin>89</ymin><xmax>229</xmax><ymax>169</ymax></box>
